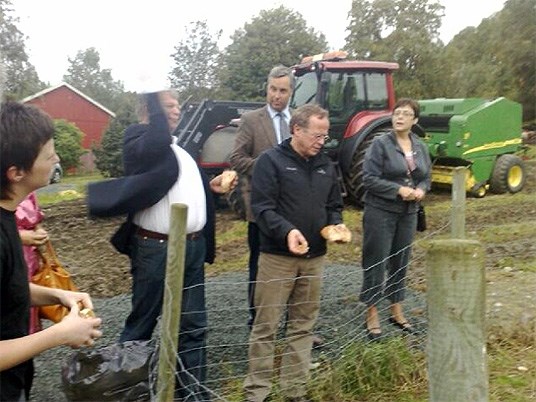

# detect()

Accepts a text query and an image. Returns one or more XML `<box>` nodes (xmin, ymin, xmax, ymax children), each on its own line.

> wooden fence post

<box><xmin>426</xmin><ymin>167</ymin><xmax>489</xmax><ymax>402</ymax></box>
<box><xmin>426</xmin><ymin>240</ymin><xmax>488</xmax><ymax>401</ymax></box>
<box><xmin>451</xmin><ymin>167</ymin><xmax>466</xmax><ymax>239</ymax></box>
<box><xmin>157</xmin><ymin>203</ymin><xmax>188</xmax><ymax>402</ymax></box>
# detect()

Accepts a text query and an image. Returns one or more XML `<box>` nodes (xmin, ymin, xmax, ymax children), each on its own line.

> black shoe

<box><xmin>388</xmin><ymin>317</ymin><xmax>415</xmax><ymax>334</ymax></box>
<box><xmin>364</xmin><ymin>323</ymin><xmax>382</xmax><ymax>341</ymax></box>
<box><xmin>312</xmin><ymin>334</ymin><xmax>324</xmax><ymax>349</ymax></box>
<box><xmin>247</xmin><ymin>314</ymin><xmax>255</xmax><ymax>330</ymax></box>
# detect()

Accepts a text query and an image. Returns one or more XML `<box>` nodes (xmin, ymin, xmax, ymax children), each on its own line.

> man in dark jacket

<box><xmin>88</xmin><ymin>89</ymin><xmax>232</xmax><ymax>401</ymax></box>
<box><xmin>243</xmin><ymin>104</ymin><xmax>347</xmax><ymax>402</ymax></box>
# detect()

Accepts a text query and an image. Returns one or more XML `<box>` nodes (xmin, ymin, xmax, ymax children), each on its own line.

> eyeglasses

<box><xmin>393</xmin><ymin>110</ymin><xmax>415</xmax><ymax>118</ymax></box>
<box><xmin>309</xmin><ymin>133</ymin><xmax>330</xmax><ymax>142</ymax></box>
<box><xmin>299</xmin><ymin>127</ymin><xmax>330</xmax><ymax>142</ymax></box>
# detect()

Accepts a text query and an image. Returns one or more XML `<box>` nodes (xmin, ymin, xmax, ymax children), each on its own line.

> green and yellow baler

<box><xmin>417</xmin><ymin>97</ymin><xmax>526</xmax><ymax>197</ymax></box>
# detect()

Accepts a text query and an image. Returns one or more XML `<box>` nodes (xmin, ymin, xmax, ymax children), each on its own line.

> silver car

<box><xmin>49</xmin><ymin>162</ymin><xmax>63</xmax><ymax>184</ymax></box>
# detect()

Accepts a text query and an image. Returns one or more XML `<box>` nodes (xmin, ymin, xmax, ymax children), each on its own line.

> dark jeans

<box><xmin>360</xmin><ymin>204</ymin><xmax>417</xmax><ymax>306</ymax></box>
<box><xmin>120</xmin><ymin>234</ymin><xmax>208</xmax><ymax>400</ymax></box>
<box><xmin>247</xmin><ymin>222</ymin><xmax>261</xmax><ymax>328</ymax></box>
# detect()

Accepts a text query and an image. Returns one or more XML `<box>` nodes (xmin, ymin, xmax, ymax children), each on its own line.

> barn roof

<box><xmin>22</xmin><ymin>82</ymin><xmax>116</xmax><ymax>117</ymax></box>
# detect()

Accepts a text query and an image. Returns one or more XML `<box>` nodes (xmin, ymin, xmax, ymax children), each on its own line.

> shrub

<box><xmin>53</xmin><ymin>119</ymin><xmax>85</xmax><ymax>170</ymax></box>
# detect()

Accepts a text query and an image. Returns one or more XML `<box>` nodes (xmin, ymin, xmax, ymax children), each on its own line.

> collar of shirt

<box><xmin>267</xmin><ymin>105</ymin><xmax>290</xmax><ymax>121</ymax></box>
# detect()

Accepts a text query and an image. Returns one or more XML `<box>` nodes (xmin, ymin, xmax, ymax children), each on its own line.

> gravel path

<box><xmin>31</xmin><ymin>264</ymin><xmax>427</xmax><ymax>401</ymax></box>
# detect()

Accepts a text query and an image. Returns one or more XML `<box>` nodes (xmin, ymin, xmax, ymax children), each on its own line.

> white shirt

<box><xmin>268</xmin><ymin>106</ymin><xmax>290</xmax><ymax>144</ymax></box>
<box><xmin>133</xmin><ymin>141</ymin><xmax>207</xmax><ymax>234</ymax></box>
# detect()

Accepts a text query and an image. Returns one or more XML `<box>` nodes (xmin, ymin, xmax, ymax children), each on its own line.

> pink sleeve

<box><xmin>15</xmin><ymin>192</ymin><xmax>45</xmax><ymax>230</ymax></box>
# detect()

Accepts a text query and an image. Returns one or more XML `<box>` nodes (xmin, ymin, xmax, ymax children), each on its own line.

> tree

<box><xmin>53</xmin><ymin>119</ymin><xmax>86</xmax><ymax>170</ymax></box>
<box><xmin>441</xmin><ymin>22</ymin><xmax>502</xmax><ymax>98</ymax></box>
<box><xmin>345</xmin><ymin>0</ymin><xmax>447</xmax><ymax>99</ymax></box>
<box><xmin>441</xmin><ymin>0</ymin><xmax>535</xmax><ymax>121</ymax></box>
<box><xmin>93</xmin><ymin>92</ymin><xmax>138</xmax><ymax>177</ymax></box>
<box><xmin>219</xmin><ymin>6</ymin><xmax>328</xmax><ymax>101</ymax></box>
<box><xmin>499</xmin><ymin>0</ymin><xmax>536</xmax><ymax>121</ymax></box>
<box><xmin>63</xmin><ymin>47</ymin><xmax>124</xmax><ymax>111</ymax></box>
<box><xmin>169</xmin><ymin>21</ymin><xmax>222</xmax><ymax>102</ymax></box>
<box><xmin>0</xmin><ymin>0</ymin><xmax>44</xmax><ymax>99</ymax></box>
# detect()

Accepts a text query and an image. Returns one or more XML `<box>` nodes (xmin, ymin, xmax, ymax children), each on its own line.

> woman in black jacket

<box><xmin>360</xmin><ymin>98</ymin><xmax>432</xmax><ymax>340</ymax></box>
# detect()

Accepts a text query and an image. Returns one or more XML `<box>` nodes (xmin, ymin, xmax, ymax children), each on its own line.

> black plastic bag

<box><xmin>417</xmin><ymin>204</ymin><xmax>427</xmax><ymax>232</ymax></box>
<box><xmin>62</xmin><ymin>340</ymin><xmax>156</xmax><ymax>401</ymax></box>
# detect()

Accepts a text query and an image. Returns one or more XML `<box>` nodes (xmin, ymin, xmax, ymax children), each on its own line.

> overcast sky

<box><xmin>12</xmin><ymin>0</ymin><xmax>506</xmax><ymax>92</ymax></box>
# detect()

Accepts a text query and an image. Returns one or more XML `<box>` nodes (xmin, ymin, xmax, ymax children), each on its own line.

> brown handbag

<box><xmin>32</xmin><ymin>240</ymin><xmax>78</xmax><ymax>322</ymax></box>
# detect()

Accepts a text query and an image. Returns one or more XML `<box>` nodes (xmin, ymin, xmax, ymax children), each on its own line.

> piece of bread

<box><xmin>295</xmin><ymin>242</ymin><xmax>309</xmax><ymax>254</ymax></box>
<box><xmin>79</xmin><ymin>308</ymin><xmax>96</xmax><ymax>318</ymax></box>
<box><xmin>320</xmin><ymin>225</ymin><xmax>352</xmax><ymax>243</ymax></box>
<box><xmin>220</xmin><ymin>170</ymin><xmax>237</xmax><ymax>192</ymax></box>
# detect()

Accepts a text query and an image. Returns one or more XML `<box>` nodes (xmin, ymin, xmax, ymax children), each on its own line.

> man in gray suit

<box><xmin>230</xmin><ymin>65</ymin><xmax>293</xmax><ymax>329</ymax></box>
<box><xmin>230</xmin><ymin>65</ymin><xmax>326</xmax><ymax>348</ymax></box>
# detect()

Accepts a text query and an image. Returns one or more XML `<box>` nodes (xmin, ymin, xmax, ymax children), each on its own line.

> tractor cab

<box><xmin>290</xmin><ymin>52</ymin><xmax>399</xmax><ymax>157</ymax></box>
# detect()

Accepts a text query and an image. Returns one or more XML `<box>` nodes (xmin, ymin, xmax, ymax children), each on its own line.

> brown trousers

<box><xmin>243</xmin><ymin>252</ymin><xmax>324</xmax><ymax>401</ymax></box>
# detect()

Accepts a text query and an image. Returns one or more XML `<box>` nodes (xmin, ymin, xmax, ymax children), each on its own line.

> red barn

<box><xmin>22</xmin><ymin>83</ymin><xmax>116</xmax><ymax>170</ymax></box>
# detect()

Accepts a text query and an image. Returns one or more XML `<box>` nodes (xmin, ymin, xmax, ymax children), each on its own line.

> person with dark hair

<box><xmin>360</xmin><ymin>98</ymin><xmax>432</xmax><ymax>340</ymax></box>
<box><xmin>243</xmin><ymin>104</ymin><xmax>347</xmax><ymax>402</ymax></box>
<box><xmin>0</xmin><ymin>101</ymin><xmax>102</xmax><ymax>401</ymax></box>
<box><xmin>88</xmin><ymin>88</ymin><xmax>234</xmax><ymax>400</ymax></box>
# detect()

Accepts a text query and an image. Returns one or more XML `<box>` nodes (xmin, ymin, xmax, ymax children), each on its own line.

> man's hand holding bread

<box><xmin>320</xmin><ymin>224</ymin><xmax>352</xmax><ymax>243</ymax></box>
<box><xmin>210</xmin><ymin>170</ymin><xmax>238</xmax><ymax>194</ymax></box>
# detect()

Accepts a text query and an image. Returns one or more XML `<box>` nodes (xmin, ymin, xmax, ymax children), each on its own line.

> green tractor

<box><xmin>417</xmin><ymin>97</ymin><xmax>526</xmax><ymax>197</ymax></box>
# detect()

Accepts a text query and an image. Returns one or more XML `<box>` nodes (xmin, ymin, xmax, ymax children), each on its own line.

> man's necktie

<box><xmin>278</xmin><ymin>112</ymin><xmax>290</xmax><ymax>142</ymax></box>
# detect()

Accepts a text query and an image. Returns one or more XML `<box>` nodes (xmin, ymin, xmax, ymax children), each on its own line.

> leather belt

<box><xmin>187</xmin><ymin>231</ymin><xmax>202</xmax><ymax>241</ymax></box>
<box><xmin>135</xmin><ymin>226</ymin><xmax>202</xmax><ymax>241</ymax></box>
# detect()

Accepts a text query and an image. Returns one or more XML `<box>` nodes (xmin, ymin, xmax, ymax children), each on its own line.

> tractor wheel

<box><xmin>225</xmin><ymin>175</ymin><xmax>246</xmax><ymax>220</ymax></box>
<box><xmin>489</xmin><ymin>154</ymin><xmax>526</xmax><ymax>194</ymax></box>
<box><xmin>469</xmin><ymin>183</ymin><xmax>487</xmax><ymax>198</ymax></box>
<box><xmin>344</xmin><ymin>128</ymin><xmax>390</xmax><ymax>207</ymax></box>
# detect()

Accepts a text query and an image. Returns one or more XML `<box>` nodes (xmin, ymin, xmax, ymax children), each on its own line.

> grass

<box><xmin>223</xmin><ymin>338</ymin><xmax>429</xmax><ymax>402</ymax></box>
<box><xmin>309</xmin><ymin>338</ymin><xmax>428</xmax><ymax>402</ymax></box>
<box><xmin>488</xmin><ymin>326</ymin><xmax>536</xmax><ymax>402</ymax></box>
<box><xmin>223</xmin><ymin>329</ymin><xmax>536</xmax><ymax>402</ymax></box>
<box><xmin>36</xmin><ymin>172</ymin><xmax>103</xmax><ymax>206</ymax></box>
